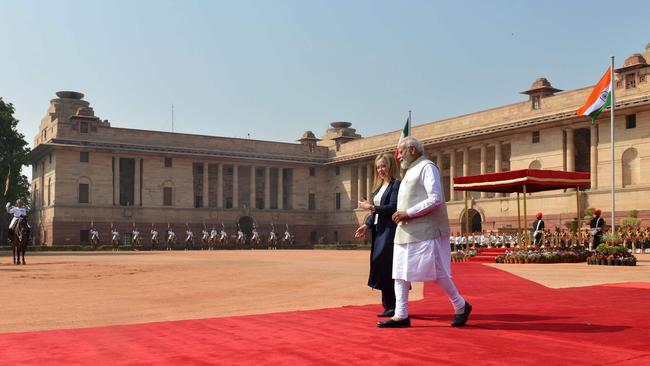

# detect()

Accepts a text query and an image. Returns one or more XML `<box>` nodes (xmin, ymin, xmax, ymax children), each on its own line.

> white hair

<box><xmin>399</xmin><ymin>136</ymin><xmax>424</xmax><ymax>154</ymax></box>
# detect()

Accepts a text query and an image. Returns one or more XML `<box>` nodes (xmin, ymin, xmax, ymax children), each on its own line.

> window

<box><xmin>80</xmin><ymin>121</ymin><xmax>89</xmax><ymax>133</ymax></box>
<box><xmin>334</xmin><ymin>231</ymin><xmax>339</xmax><ymax>243</ymax></box>
<box><xmin>532</xmin><ymin>95</ymin><xmax>541</xmax><ymax>110</ymax></box>
<box><xmin>309</xmin><ymin>167</ymin><xmax>315</xmax><ymax>177</ymax></box>
<box><xmin>80</xmin><ymin>151</ymin><xmax>89</xmax><ymax>162</ymax></box>
<box><xmin>335</xmin><ymin>166</ymin><xmax>340</xmax><ymax>175</ymax></box>
<box><xmin>196</xmin><ymin>164</ymin><xmax>204</xmax><ymax>174</ymax></box>
<box><xmin>308</xmin><ymin>193</ymin><xmax>316</xmax><ymax>210</ymax></box>
<box><xmin>195</xmin><ymin>195</ymin><xmax>203</xmax><ymax>208</ymax></box>
<box><xmin>164</xmin><ymin>157</ymin><xmax>172</xmax><ymax>167</ymax></box>
<box><xmin>310</xmin><ymin>231</ymin><xmax>317</xmax><ymax>243</ymax></box>
<box><xmin>532</xmin><ymin>131</ymin><xmax>540</xmax><ymax>144</ymax></box>
<box><xmin>225</xmin><ymin>197</ymin><xmax>233</xmax><ymax>209</ymax></box>
<box><xmin>80</xmin><ymin>230</ymin><xmax>89</xmax><ymax>243</ymax></box>
<box><xmin>335</xmin><ymin>192</ymin><xmax>341</xmax><ymax>210</ymax></box>
<box><xmin>626</xmin><ymin>114</ymin><xmax>637</xmax><ymax>129</ymax></box>
<box><xmin>47</xmin><ymin>178</ymin><xmax>51</xmax><ymax>205</ymax></box>
<box><xmin>49</xmin><ymin>153</ymin><xmax>52</xmax><ymax>164</ymax></box>
<box><xmin>78</xmin><ymin>183</ymin><xmax>89</xmax><ymax>203</ymax></box>
<box><xmin>163</xmin><ymin>187</ymin><xmax>173</xmax><ymax>206</ymax></box>
<box><xmin>626</xmin><ymin>74</ymin><xmax>636</xmax><ymax>89</ymax></box>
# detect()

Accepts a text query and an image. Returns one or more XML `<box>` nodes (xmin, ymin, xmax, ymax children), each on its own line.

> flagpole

<box><xmin>408</xmin><ymin>110</ymin><xmax>412</xmax><ymax>131</ymax></box>
<box><xmin>610</xmin><ymin>56</ymin><xmax>616</xmax><ymax>235</ymax></box>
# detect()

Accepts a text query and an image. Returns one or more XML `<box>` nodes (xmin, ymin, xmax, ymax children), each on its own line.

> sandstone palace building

<box><xmin>29</xmin><ymin>44</ymin><xmax>650</xmax><ymax>245</ymax></box>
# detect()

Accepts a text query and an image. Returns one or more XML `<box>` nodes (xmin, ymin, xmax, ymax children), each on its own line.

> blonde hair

<box><xmin>372</xmin><ymin>153</ymin><xmax>399</xmax><ymax>192</ymax></box>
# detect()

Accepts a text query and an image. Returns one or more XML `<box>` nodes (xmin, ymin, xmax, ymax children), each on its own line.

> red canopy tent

<box><xmin>453</xmin><ymin>169</ymin><xmax>591</xmax><ymax>246</ymax></box>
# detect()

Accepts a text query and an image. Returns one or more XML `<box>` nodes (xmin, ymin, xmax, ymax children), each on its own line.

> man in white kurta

<box><xmin>378</xmin><ymin>136</ymin><xmax>472</xmax><ymax>328</ymax></box>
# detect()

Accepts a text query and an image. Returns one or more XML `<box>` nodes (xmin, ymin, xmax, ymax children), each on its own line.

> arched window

<box><xmin>528</xmin><ymin>160</ymin><xmax>542</xmax><ymax>170</ymax></box>
<box><xmin>622</xmin><ymin>148</ymin><xmax>639</xmax><ymax>187</ymax></box>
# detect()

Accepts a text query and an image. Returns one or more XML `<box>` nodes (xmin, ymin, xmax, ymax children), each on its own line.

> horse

<box><xmin>281</xmin><ymin>233</ymin><xmax>294</xmax><ymax>245</ymax></box>
<box><xmin>111</xmin><ymin>231</ymin><xmax>120</xmax><ymax>252</ymax></box>
<box><xmin>201</xmin><ymin>231</ymin><xmax>210</xmax><ymax>250</ymax></box>
<box><xmin>151</xmin><ymin>231</ymin><xmax>160</xmax><ymax>250</ymax></box>
<box><xmin>235</xmin><ymin>232</ymin><xmax>246</xmax><ymax>246</ymax></box>
<box><xmin>250</xmin><ymin>231</ymin><xmax>261</xmax><ymax>248</ymax></box>
<box><xmin>10</xmin><ymin>217</ymin><xmax>29</xmax><ymax>265</ymax></box>
<box><xmin>131</xmin><ymin>231</ymin><xmax>142</xmax><ymax>250</ymax></box>
<box><xmin>90</xmin><ymin>230</ymin><xmax>100</xmax><ymax>250</ymax></box>
<box><xmin>267</xmin><ymin>232</ymin><xmax>277</xmax><ymax>250</ymax></box>
<box><xmin>166</xmin><ymin>231</ymin><xmax>176</xmax><ymax>250</ymax></box>
<box><xmin>217</xmin><ymin>232</ymin><xmax>229</xmax><ymax>246</ymax></box>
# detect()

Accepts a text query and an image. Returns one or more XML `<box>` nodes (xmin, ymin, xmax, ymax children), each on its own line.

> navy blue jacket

<box><xmin>365</xmin><ymin>180</ymin><xmax>400</xmax><ymax>290</ymax></box>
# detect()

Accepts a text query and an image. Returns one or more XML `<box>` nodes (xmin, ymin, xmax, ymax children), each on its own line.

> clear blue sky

<box><xmin>1</xmin><ymin>0</ymin><xmax>648</xmax><ymax>150</ymax></box>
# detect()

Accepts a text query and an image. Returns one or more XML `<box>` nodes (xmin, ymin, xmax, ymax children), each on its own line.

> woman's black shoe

<box><xmin>377</xmin><ymin>310</ymin><xmax>395</xmax><ymax>318</ymax></box>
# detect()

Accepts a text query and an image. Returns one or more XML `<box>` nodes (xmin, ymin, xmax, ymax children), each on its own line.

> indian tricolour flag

<box><xmin>576</xmin><ymin>67</ymin><xmax>612</xmax><ymax>123</ymax></box>
<box><xmin>394</xmin><ymin>114</ymin><xmax>411</xmax><ymax>161</ymax></box>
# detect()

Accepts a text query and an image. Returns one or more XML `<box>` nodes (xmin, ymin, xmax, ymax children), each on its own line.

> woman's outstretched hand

<box><xmin>355</xmin><ymin>224</ymin><xmax>369</xmax><ymax>238</ymax></box>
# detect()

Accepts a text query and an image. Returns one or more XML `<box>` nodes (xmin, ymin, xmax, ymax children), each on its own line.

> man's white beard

<box><xmin>400</xmin><ymin>154</ymin><xmax>414</xmax><ymax>170</ymax></box>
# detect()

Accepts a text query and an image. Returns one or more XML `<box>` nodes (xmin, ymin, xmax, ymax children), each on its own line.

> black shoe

<box><xmin>451</xmin><ymin>302</ymin><xmax>472</xmax><ymax>327</ymax></box>
<box><xmin>377</xmin><ymin>317</ymin><xmax>411</xmax><ymax>328</ymax></box>
<box><xmin>377</xmin><ymin>310</ymin><xmax>395</xmax><ymax>318</ymax></box>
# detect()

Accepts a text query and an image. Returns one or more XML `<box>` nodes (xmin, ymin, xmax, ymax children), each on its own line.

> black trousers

<box><xmin>381</xmin><ymin>280</ymin><xmax>396</xmax><ymax>311</ymax></box>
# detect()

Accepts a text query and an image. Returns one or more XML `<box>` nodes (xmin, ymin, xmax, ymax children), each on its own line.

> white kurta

<box><xmin>393</xmin><ymin>162</ymin><xmax>452</xmax><ymax>282</ymax></box>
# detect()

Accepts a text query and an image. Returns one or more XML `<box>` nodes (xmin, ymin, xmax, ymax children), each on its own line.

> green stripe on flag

<box><xmin>588</xmin><ymin>92</ymin><xmax>612</xmax><ymax>124</ymax></box>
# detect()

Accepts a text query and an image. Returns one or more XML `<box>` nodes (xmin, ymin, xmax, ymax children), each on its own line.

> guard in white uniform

<box><xmin>379</xmin><ymin>136</ymin><xmax>471</xmax><ymax>329</ymax></box>
<box><xmin>6</xmin><ymin>199</ymin><xmax>28</xmax><ymax>231</ymax></box>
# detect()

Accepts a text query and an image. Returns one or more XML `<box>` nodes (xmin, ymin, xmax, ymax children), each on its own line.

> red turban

<box><xmin>594</xmin><ymin>209</ymin><xmax>602</xmax><ymax>216</ymax></box>
<box><xmin>536</xmin><ymin>212</ymin><xmax>542</xmax><ymax>219</ymax></box>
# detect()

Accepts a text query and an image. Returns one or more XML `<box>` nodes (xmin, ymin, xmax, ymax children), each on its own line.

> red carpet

<box><xmin>471</xmin><ymin>247</ymin><xmax>506</xmax><ymax>262</ymax></box>
<box><xmin>2</xmin><ymin>264</ymin><xmax>649</xmax><ymax>365</ymax></box>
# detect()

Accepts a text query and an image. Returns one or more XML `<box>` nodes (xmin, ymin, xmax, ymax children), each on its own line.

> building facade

<box><xmin>29</xmin><ymin>44</ymin><xmax>650</xmax><ymax>245</ymax></box>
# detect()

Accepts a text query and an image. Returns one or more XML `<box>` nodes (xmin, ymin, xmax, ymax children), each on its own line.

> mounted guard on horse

<box><xmin>267</xmin><ymin>223</ymin><xmax>277</xmax><ymax>249</ymax></box>
<box><xmin>166</xmin><ymin>224</ymin><xmax>176</xmax><ymax>250</ymax></box>
<box><xmin>110</xmin><ymin>224</ymin><xmax>120</xmax><ymax>252</ymax></box>
<box><xmin>6</xmin><ymin>199</ymin><xmax>29</xmax><ymax>265</ymax></box>
<box><xmin>235</xmin><ymin>224</ymin><xmax>245</xmax><ymax>245</ymax></box>
<box><xmin>282</xmin><ymin>224</ymin><xmax>294</xmax><ymax>245</ymax></box>
<box><xmin>90</xmin><ymin>225</ymin><xmax>100</xmax><ymax>250</ymax></box>
<box><xmin>150</xmin><ymin>224</ymin><xmax>160</xmax><ymax>250</ymax></box>
<box><xmin>250</xmin><ymin>224</ymin><xmax>260</xmax><ymax>247</ymax></box>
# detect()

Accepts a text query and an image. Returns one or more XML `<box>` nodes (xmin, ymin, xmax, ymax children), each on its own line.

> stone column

<box><xmin>114</xmin><ymin>157</ymin><xmax>120</xmax><ymax>206</ymax></box>
<box><xmin>449</xmin><ymin>150</ymin><xmax>456</xmax><ymax>201</ymax></box>
<box><xmin>358</xmin><ymin>165</ymin><xmax>366</xmax><ymax>202</ymax></box>
<box><xmin>250</xmin><ymin>166</ymin><xmax>256</xmax><ymax>210</ymax></box>
<box><xmin>264</xmin><ymin>166</ymin><xmax>270</xmax><ymax>209</ymax></box>
<box><xmin>462</xmin><ymin>147</ymin><xmax>470</xmax><ymax>176</ymax></box>
<box><xmin>435</xmin><ymin>153</ymin><xmax>442</xmax><ymax>167</ymax></box>
<box><xmin>134</xmin><ymin>157</ymin><xmax>140</xmax><ymax>206</ymax></box>
<box><xmin>590</xmin><ymin>124</ymin><xmax>598</xmax><ymax>190</ymax></box>
<box><xmin>203</xmin><ymin>162</ymin><xmax>209</xmax><ymax>208</ymax></box>
<box><xmin>278</xmin><ymin>168</ymin><xmax>284</xmax><ymax>210</ymax></box>
<box><xmin>233</xmin><ymin>164</ymin><xmax>239</xmax><ymax>209</ymax></box>
<box><xmin>217</xmin><ymin>164</ymin><xmax>223</xmax><ymax>208</ymax></box>
<box><xmin>495</xmin><ymin>142</ymin><xmax>503</xmax><ymax>198</ymax></box>
<box><xmin>566</xmin><ymin>128</ymin><xmax>575</xmax><ymax>172</ymax></box>
<box><xmin>463</xmin><ymin>147</ymin><xmax>470</xmax><ymax>201</ymax></box>
<box><xmin>480</xmin><ymin>145</ymin><xmax>487</xmax><ymax>198</ymax></box>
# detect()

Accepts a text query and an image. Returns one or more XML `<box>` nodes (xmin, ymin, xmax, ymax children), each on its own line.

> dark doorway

<box><xmin>460</xmin><ymin>209</ymin><xmax>482</xmax><ymax>234</ymax></box>
<box><xmin>238</xmin><ymin>216</ymin><xmax>256</xmax><ymax>242</ymax></box>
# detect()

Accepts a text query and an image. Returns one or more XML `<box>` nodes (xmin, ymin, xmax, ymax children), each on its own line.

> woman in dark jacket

<box><xmin>355</xmin><ymin>153</ymin><xmax>400</xmax><ymax>318</ymax></box>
